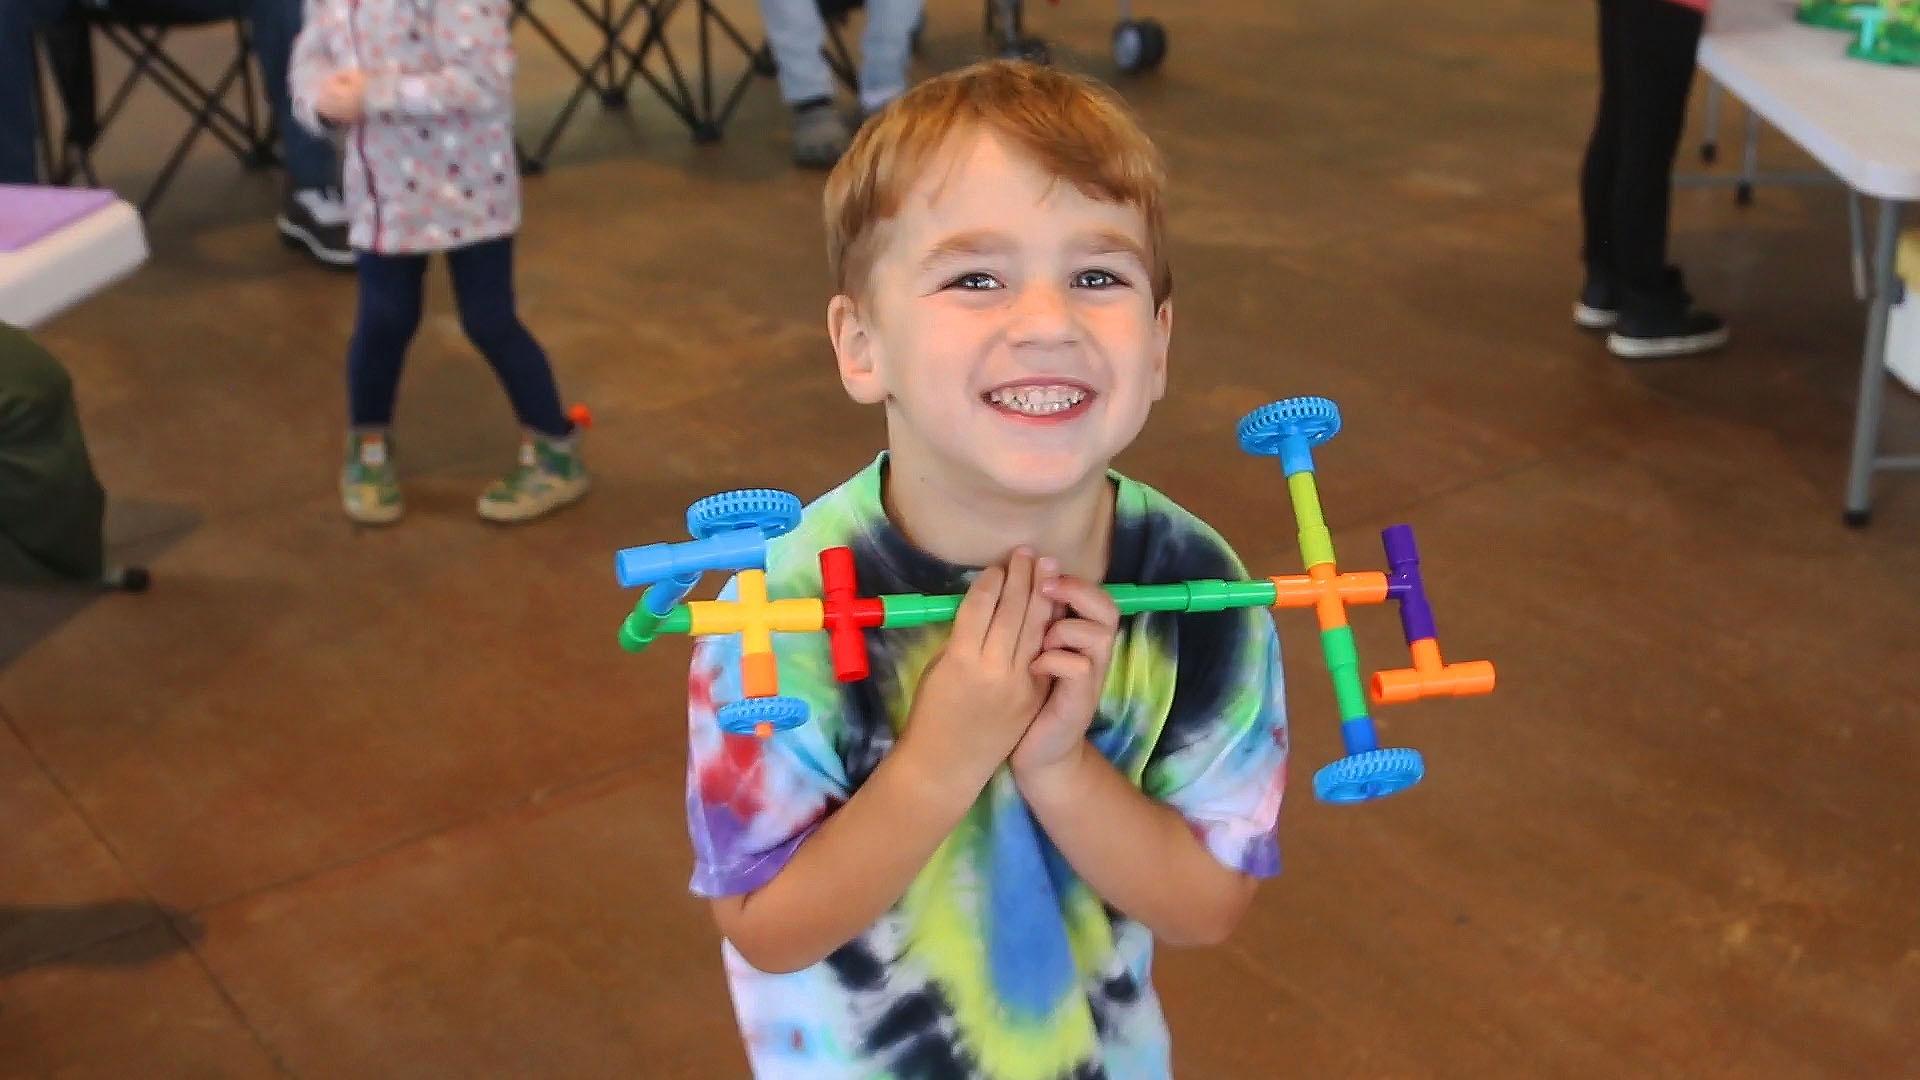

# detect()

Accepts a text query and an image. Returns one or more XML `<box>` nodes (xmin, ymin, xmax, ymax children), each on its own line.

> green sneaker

<box><xmin>341</xmin><ymin>431</ymin><xmax>403</xmax><ymax>525</ymax></box>
<box><xmin>477</xmin><ymin>431</ymin><xmax>590</xmax><ymax>523</ymax></box>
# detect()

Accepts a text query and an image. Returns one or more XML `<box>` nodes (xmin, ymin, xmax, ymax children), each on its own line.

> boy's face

<box><xmin>831</xmin><ymin>128</ymin><xmax>1171</xmax><ymax>502</ymax></box>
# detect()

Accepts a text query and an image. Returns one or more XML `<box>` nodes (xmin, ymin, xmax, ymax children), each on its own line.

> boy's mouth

<box><xmin>981</xmin><ymin>381</ymin><xmax>1095</xmax><ymax>422</ymax></box>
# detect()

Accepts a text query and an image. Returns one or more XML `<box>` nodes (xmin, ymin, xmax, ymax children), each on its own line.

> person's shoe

<box><xmin>790</xmin><ymin>99</ymin><xmax>853</xmax><ymax>169</ymax></box>
<box><xmin>1605</xmin><ymin>268</ymin><xmax>1729</xmax><ymax>360</ymax></box>
<box><xmin>278</xmin><ymin>187</ymin><xmax>354</xmax><ymax>269</ymax></box>
<box><xmin>341</xmin><ymin>431</ymin><xmax>404</xmax><ymax>525</ymax></box>
<box><xmin>1573</xmin><ymin>273</ymin><xmax>1619</xmax><ymax>330</ymax></box>
<box><xmin>477</xmin><ymin>431</ymin><xmax>590</xmax><ymax>523</ymax></box>
<box><xmin>1607</xmin><ymin>301</ymin><xmax>1730</xmax><ymax>360</ymax></box>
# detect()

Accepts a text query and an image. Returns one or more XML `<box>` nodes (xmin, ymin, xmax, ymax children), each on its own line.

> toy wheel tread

<box><xmin>1312</xmin><ymin>747</ymin><xmax>1424</xmax><ymax>804</ymax></box>
<box><xmin>1237</xmin><ymin>396</ymin><xmax>1342</xmax><ymax>456</ymax></box>
<box><xmin>717</xmin><ymin>696</ymin><xmax>810</xmax><ymax>736</ymax></box>
<box><xmin>687</xmin><ymin>488</ymin><xmax>803</xmax><ymax>541</ymax></box>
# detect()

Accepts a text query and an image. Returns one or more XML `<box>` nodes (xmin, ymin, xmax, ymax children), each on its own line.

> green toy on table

<box><xmin>1798</xmin><ymin>0</ymin><xmax>1920</xmax><ymax>66</ymax></box>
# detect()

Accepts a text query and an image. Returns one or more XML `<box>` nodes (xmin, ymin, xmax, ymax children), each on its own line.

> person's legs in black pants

<box><xmin>0</xmin><ymin>0</ymin><xmax>77</xmax><ymax>184</ymax></box>
<box><xmin>446</xmin><ymin>237</ymin><xmax>571</xmax><ymax>439</ymax></box>
<box><xmin>339</xmin><ymin>251</ymin><xmax>426</xmax><ymax>524</ymax></box>
<box><xmin>340</xmin><ymin>241</ymin><xmax>584</xmax><ymax>524</ymax></box>
<box><xmin>238</xmin><ymin>0</ymin><xmax>336</xmax><ymax>192</ymax></box>
<box><xmin>1609</xmin><ymin>0</ymin><xmax>1703</xmax><ymax>303</ymax></box>
<box><xmin>1579</xmin><ymin>0</ymin><xmax>1725</xmax><ymax>358</ymax></box>
<box><xmin>1578</xmin><ymin>0</ymin><xmax>1626</xmax><ymax>305</ymax></box>
<box><xmin>241</xmin><ymin>0</ymin><xmax>354</xmax><ymax>267</ymax></box>
<box><xmin>445</xmin><ymin>236</ymin><xmax>589</xmax><ymax>523</ymax></box>
<box><xmin>347</xmin><ymin>252</ymin><xmax>429</xmax><ymax>429</ymax></box>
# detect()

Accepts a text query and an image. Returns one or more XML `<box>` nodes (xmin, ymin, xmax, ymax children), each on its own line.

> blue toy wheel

<box><xmin>716</xmin><ymin>696</ymin><xmax>810</xmax><ymax>737</ymax></box>
<box><xmin>687</xmin><ymin>489</ymin><xmax>803</xmax><ymax>542</ymax></box>
<box><xmin>1312</xmin><ymin>747</ymin><xmax>1424</xmax><ymax>804</ymax></box>
<box><xmin>1237</xmin><ymin>397</ymin><xmax>1342</xmax><ymax>457</ymax></box>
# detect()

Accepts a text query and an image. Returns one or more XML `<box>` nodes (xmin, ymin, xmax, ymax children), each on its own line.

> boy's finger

<box><xmin>1043</xmin><ymin>618</ymin><xmax>1116</xmax><ymax>659</ymax></box>
<box><xmin>1043</xmin><ymin>575</ymin><xmax>1120</xmax><ymax>629</ymax></box>
<box><xmin>1031</xmin><ymin>650</ymin><xmax>1093</xmax><ymax>681</ymax></box>
<box><xmin>983</xmin><ymin>549</ymin><xmax>1035</xmax><ymax>661</ymax></box>
<box><xmin>1014</xmin><ymin>556</ymin><xmax>1059</xmax><ymax>661</ymax></box>
<box><xmin>950</xmin><ymin>567</ymin><xmax>1005</xmax><ymax>652</ymax></box>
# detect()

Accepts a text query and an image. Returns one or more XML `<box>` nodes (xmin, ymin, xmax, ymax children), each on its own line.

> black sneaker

<box><xmin>1573</xmin><ymin>273</ymin><xmax>1619</xmax><ymax>330</ymax></box>
<box><xmin>1607</xmin><ymin>302</ymin><xmax>1730</xmax><ymax>360</ymax></box>
<box><xmin>277</xmin><ymin>187</ymin><xmax>354</xmax><ymax>269</ymax></box>
<box><xmin>790</xmin><ymin>99</ymin><xmax>852</xmax><ymax>169</ymax></box>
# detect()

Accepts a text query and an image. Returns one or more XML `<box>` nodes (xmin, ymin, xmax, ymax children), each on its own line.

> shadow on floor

<box><xmin>0</xmin><ymin>498</ymin><xmax>200</xmax><ymax>672</ymax></box>
<box><xmin>0</xmin><ymin>900</ymin><xmax>205</xmax><ymax>977</ymax></box>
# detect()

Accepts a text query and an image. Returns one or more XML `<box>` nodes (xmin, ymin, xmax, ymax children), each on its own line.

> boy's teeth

<box><xmin>986</xmin><ymin>385</ymin><xmax>1088</xmax><ymax>415</ymax></box>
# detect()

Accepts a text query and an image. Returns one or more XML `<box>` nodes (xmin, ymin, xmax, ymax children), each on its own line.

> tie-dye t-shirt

<box><xmin>685</xmin><ymin>455</ymin><xmax>1288</xmax><ymax>1079</ymax></box>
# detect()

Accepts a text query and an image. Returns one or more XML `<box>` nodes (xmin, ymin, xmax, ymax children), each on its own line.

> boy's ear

<box><xmin>829</xmin><ymin>293</ymin><xmax>887</xmax><ymax>405</ymax></box>
<box><xmin>1149</xmin><ymin>298</ymin><xmax>1173</xmax><ymax>401</ymax></box>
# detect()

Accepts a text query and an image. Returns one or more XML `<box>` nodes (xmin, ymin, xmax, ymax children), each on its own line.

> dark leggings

<box><xmin>348</xmin><ymin>236</ymin><xmax>569</xmax><ymax>436</ymax></box>
<box><xmin>1579</xmin><ymin>0</ymin><xmax>1705</xmax><ymax>299</ymax></box>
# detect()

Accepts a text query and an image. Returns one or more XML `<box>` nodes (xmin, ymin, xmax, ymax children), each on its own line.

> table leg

<box><xmin>1843</xmin><ymin>197</ymin><xmax>1904</xmax><ymax>528</ymax></box>
<box><xmin>1737</xmin><ymin>107</ymin><xmax>1759</xmax><ymax>206</ymax></box>
<box><xmin>1849</xmin><ymin>192</ymin><xmax>1867</xmax><ymax>300</ymax></box>
<box><xmin>1700</xmin><ymin>80</ymin><xmax>1720</xmax><ymax>164</ymax></box>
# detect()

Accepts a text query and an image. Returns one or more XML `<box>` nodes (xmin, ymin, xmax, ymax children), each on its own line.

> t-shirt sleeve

<box><xmin>1142</xmin><ymin>605</ymin><xmax>1288</xmax><ymax>878</ymax></box>
<box><xmin>684</xmin><ymin>583</ymin><xmax>849</xmax><ymax>898</ymax></box>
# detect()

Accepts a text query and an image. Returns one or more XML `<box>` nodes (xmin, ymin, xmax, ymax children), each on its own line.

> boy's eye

<box><xmin>1073</xmin><ymin>269</ymin><xmax>1125</xmax><ymax>289</ymax></box>
<box><xmin>948</xmin><ymin>272</ymin><xmax>1003</xmax><ymax>291</ymax></box>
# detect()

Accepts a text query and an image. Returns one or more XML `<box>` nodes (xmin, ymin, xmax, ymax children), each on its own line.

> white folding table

<box><xmin>0</xmin><ymin>186</ymin><xmax>148</xmax><ymax>330</ymax></box>
<box><xmin>1698</xmin><ymin>0</ymin><xmax>1920</xmax><ymax>524</ymax></box>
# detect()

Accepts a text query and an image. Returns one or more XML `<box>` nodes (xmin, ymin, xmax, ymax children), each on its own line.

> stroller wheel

<box><xmin>1113</xmin><ymin>18</ymin><xmax>1167</xmax><ymax>73</ymax></box>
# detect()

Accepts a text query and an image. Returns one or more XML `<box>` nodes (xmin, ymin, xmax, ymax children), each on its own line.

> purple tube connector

<box><xmin>1382</xmin><ymin>524</ymin><xmax>1437</xmax><ymax>644</ymax></box>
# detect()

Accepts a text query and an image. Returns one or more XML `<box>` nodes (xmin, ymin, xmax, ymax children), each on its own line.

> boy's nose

<box><xmin>1007</xmin><ymin>283</ymin><xmax>1079</xmax><ymax>347</ymax></box>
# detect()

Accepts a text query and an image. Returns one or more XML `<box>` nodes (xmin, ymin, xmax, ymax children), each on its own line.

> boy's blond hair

<box><xmin>824</xmin><ymin>60</ymin><xmax>1170</xmax><ymax>308</ymax></box>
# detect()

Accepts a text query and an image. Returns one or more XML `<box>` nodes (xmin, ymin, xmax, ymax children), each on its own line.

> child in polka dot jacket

<box><xmin>291</xmin><ymin>0</ymin><xmax>588</xmax><ymax>525</ymax></box>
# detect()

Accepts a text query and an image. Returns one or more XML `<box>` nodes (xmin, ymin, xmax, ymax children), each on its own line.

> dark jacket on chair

<box><xmin>0</xmin><ymin>323</ymin><xmax>105</xmax><ymax>584</ymax></box>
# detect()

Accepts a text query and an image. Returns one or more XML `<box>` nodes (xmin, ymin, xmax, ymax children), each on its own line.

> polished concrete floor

<box><xmin>5</xmin><ymin>0</ymin><xmax>1920</xmax><ymax>1076</ymax></box>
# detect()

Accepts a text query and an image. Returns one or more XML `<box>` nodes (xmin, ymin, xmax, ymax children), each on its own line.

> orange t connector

<box><xmin>1371</xmin><ymin>638</ymin><xmax>1496</xmax><ymax>705</ymax></box>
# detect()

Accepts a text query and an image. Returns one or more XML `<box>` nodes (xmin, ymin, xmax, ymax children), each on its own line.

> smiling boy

<box><xmin>684</xmin><ymin>61</ymin><xmax>1289</xmax><ymax>1079</ymax></box>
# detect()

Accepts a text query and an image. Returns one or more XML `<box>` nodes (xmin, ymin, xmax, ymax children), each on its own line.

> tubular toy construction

<box><xmin>613</xmin><ymin>396</ymin><xmax>1496</xmax><ymax>804</ymax></box>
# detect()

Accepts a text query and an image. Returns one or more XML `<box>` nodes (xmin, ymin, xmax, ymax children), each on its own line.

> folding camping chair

<box><xmin>33</xmin><ymin>0</ymin><xmax>275</xmax><ymax>213</ymax></box>
<box><xmin>510</xmin><ymin>0</ymin><xmax>768</xmax><ymax>169</ymax></box>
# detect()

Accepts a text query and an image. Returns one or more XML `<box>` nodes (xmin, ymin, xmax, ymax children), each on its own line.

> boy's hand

<box><xmin>316</xmin><ymin>69</ymin><xmax>367</xmax><ymax>123</ymax></box>
<box><xmin>896</xmin><ymin>549</ymin><xmax>1057</xmax><ymax>804</ymax></box>
<box><xmin>1011</xmin><ymin>575</ymin><xmax>1120</xmax><ymax>787</ymax></box>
